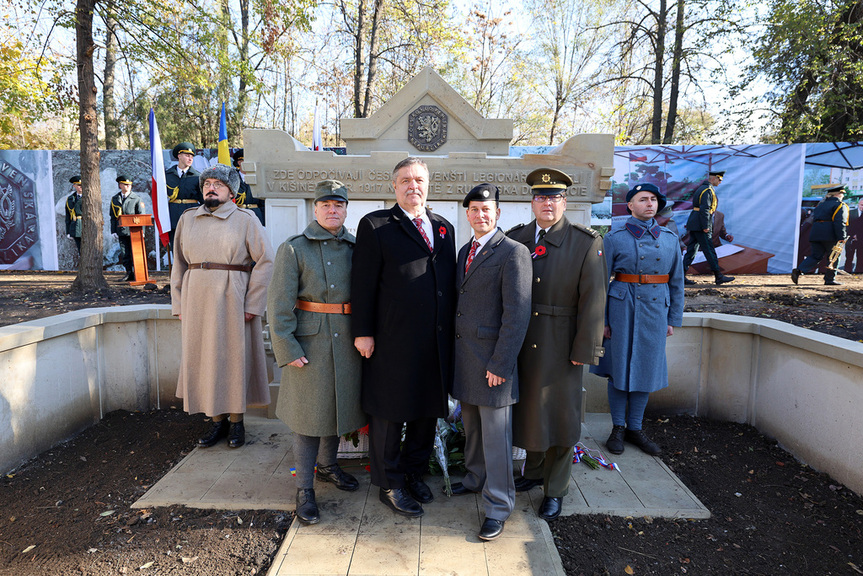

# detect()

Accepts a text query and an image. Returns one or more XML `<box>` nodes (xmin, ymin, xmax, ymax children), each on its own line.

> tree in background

<box><xmin>737</xmin><ymin>0</ymin><xmax>863</xmax><ymax>142</ymax></box>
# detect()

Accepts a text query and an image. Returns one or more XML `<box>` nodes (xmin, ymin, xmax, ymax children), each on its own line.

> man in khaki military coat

<box><xmin>171</xmin><ymin>164</ymin><xmax>274</xmax><ymax>450</ymax></box>
<box><xmin>269</xmin><ymin>180</ymin><xmax>365</xmax><ymax>525</ymax></box>
<box><xmin>506</xmin><ymin>168</ymin><xmax>607</xmax><ymax>521</ymax></box>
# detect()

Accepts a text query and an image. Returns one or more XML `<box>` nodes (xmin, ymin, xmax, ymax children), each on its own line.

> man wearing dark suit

<box><xmin>507</xmin><ymin>167</ymin><xmax>607</xmax><ymax>521</ymax></box>
<box><xmin>351</xmin><ymin>157</ymin><xmax>457</xmax><ymax>518</ymax></box>
<box><xmin>165</xmin><ymin>142</ymin><xmax>202</xmax><ymax>250</ymax></box>
<box><xmin>450</xmin><ymin>183</ymin><xmax>531</xmax><ymax>541</ymax></box>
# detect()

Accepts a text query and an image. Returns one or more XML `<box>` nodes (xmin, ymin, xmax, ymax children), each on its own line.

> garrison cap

<box><xmin>525</xmin><ymin>168</ymin><xmax>573</xmax><ymax>195</ymax></box>
<box><xmin>709</xmin><ymin>170</ymin><xmax>726</xmax><ymax>178</ymax></box>
<box><xmin>116</xmin><ymin>175</ymin><xmax>132</xmax><ymax>184</ymax></box>
<box><xmin>462</xmin><ymin>183</ymin><xmax>499</xmax><ymax>207</ymax></box>
<box><xmin>232</xmin><ymin>148</ymin><xmax>244</xmax><ymax>167</ymax></box>
<box><xmin>172</xmin><ymin>142</ymin><xmax>195</xmax><ymax>159</ymax></box>
<box><xmin>314</xmin><ymin>179</ymin><xmax>349</xmax><ymax>203</ymax></box>
<box><xmin>626</xmin><ymin>182</ymin><xmax>667</xmax><ymax>212</ymax></box>
<box><xmin>826</xmin><ymin>185</ymin><xmax>846</xmax><ymax>196</ymax></box>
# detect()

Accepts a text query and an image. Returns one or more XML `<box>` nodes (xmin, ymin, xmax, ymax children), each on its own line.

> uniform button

<box><xmin>330</xmin><ymin>284</ymin><xmax>335</xmax><ymax>288</ymax></box>
<box><xmin>657</xmin><ymin>257</ymin><xmax>661</xmax><ymax>260</ymax></box>
<box><xmin>327</xmin><ymin>261</ymin><xmax>331</xmax><ymax>265</ymax></box>
<box><xmin>460</xmin><ymin>289</ymin><xmax>465</xmax><ymax>294</ymax></box>
<box><xmin>640</xmin><ymin>256</ymin><xmax>644</xmax><ymax>259</ymax></box>
<box><xmin>531</xmin><ymin>344</ymin><xmax>537</xmax><ymax>349</ymax></box>
<box><xmin>438</xmin><ymin>291</ymin><xmax>442</xmax><ymax>297</ymax></box>
<box><xmin>535</xmin><ymin>277</ymin><xmax>541</xmax><ymax>283</ymax></box>
<box><xmin>457</xmin><ymin>312</ymin><xmax>461</xmax><ymax>317</ymax></box>
<box><xmin>456</xmin><ymin>334</ymin><xmax>461</xmax><ymax>339</ymax></box>
<box><xmin>655</xmin><ymin>244</ymin><xmax>660</xmax><ymax>248</ymax></box>
<box><xmin>639</xmin><ymin>243</ymin><xmax>643</xmax><ymax>247</ymax></box>
<box><xmin>534</xmin><ymin>312</ymin><xmax>539</xmax><ymax>316</ymax></box>
<box><xmin>323</xmin><ymin>241</ymin><xmax>327</xmax><ymax>245</ymax></box>
<box><xmin>334</xmin><ymin>332</ymin><xmax>339</xmax><ymax>337</ymax></box>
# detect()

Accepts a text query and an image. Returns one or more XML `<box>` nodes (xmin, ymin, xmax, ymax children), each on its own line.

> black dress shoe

<box><xmin>228</xmin><ymin>421</ymin><xmax>245</xmax><ymax>448</ymax></box>
<box><xmin>715</xmin><ymin>274</ymin><xmax>735</xmax><ymax>285</ymax></box>
<box><xmin>791</xmin><ymin>269</ymin><xmax>801</xmax><ymax>284</ymax></box>
<box><xmin>316</xmin><ymin>463</ymin><xmax>359</xmax><ymax>491</ymax></box>
<box><xmin>514</xmin><ymin>476</ymin><xmax>543</xmax><ymax>492</ymax></box>
<box><xmin>538</xmin><ymin>496</ymin><xmax>562</xmax><ymax>520</ymax></box>
<box><xmin>296</xmin><ymin>488</ymin><xmax>319</xmax><ymax>524</ymax></box>
<box><xmin>379</xmin><ymin>487</ymin><xmax>423</xmax><ymax>517</ymax></box>
<box><xmin>624</xmin><ymin>428</ymin><xmax>662</xmax><ymax>456</ymax></box>
<box><xmin>606</xmin><ymin>425</ymin><xmax>625</xmax><ymax>455</ymax></box>
<box><xmin>198</xmin><ymin>419</ymin><xmax>229</xmax><ymax>448</ymax></box>
<box><xmin>446</xmin><ymin>482</ymin><xmax>477</xmax><ymax>496</ymax></box>
<box><xmin>683</xmin><ymin>277</ymin><xmax>697</xmax><ymax>286</ymax></box>
<box><xmin>478</xmin><ymin>518</ymin><xmax>505</xmax><ymax>541</ymax></box>
<box><xmin>405</xmin><ymin>473</ymin><xmax>434</xmax><ymax>503</ymax></box>
<box><xmin>825</xmin><ymin>279</ymin><xmax>843</xmax><ymax>286</ymax></box>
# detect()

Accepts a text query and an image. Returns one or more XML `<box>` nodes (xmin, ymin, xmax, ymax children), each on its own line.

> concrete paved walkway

<box><xmin>134</xmin><ymin>412</ymin><xmax>708</xmax><ymax>575</ymax></box>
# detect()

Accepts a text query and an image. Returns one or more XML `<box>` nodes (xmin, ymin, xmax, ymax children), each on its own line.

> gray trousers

<box><xmin>461</xmin><ymin>402</ymin><xmax>515</xmax><ymax>522</ymax></box>
<box><xmin>293</xmin><ymin>434</ymin><xmax>340</xmax><ymax>490</ymax></box>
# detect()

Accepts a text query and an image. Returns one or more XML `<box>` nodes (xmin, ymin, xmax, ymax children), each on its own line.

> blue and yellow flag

<box><xmin>218</xmin><ymin>102</ymin><xmax>230</xmax><ymax>166</ymax></box>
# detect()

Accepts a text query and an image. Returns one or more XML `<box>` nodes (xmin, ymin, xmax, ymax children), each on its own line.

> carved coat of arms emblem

<box><xmin>408</xmin><ymin>105</ymin><xmax>448</xmax><ymax>152</ymax></box>
<box><xmin>0</xmin><ymin>161</ymin><xmax>39</xmax><ymax>265</ymax></box>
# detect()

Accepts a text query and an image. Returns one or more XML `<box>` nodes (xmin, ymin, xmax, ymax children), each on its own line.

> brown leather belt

<box><xmin>615</xmin><ymin>273</ymin><xmax>669</xmax><ymax>284</ymax></box>
<box><xmin>295</xmin><ymin>300</ymin><xmax>352</xmax><ymax>314</ymax></box>
<box><xmin>171</xmin><ymin>199</ymin><xmax>199</xmax><ymax>204</ymax></box>
<box><xmin>188</xmin><ymin>262</ymin><xmax>253</xmax><ymax>272</ymax></box>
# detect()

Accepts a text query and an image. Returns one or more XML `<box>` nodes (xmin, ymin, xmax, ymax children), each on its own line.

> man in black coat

<box><xmin>64</xmin><ymin>175</ymin><xmax>84</xmax><ymax>257</ymax></box>
<box><xmin>165</xmin><ymin>142</ymin><xmax>202</xmax><ymax>250</ymax></box>
<box><xmin>793</xmin><ymin>185</ymin><xmax>849</xmax><ymax>286</ymax></box>
<box><xmin>232</xmin><ymin>149</ymin><xmax>265</xmax><ymax>226</ymax></box>
<box><xmin>682</xmin><ymin>170</ymin><xmax>734</xmax><ymax>286</ymax></box>
<box><xmin>109</xmin><ymin>175</ymin><xmax>146</xmax><ymax>281</ymax></box>
<box><xmin>351</xmin><ymin>157</ymin><xmax>457</xmax><ymax>518</ymax></box>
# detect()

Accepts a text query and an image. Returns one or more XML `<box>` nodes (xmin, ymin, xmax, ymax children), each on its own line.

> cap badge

<box><xmin>542</xmin><ymin>173</ymin><xmax>551</xmax><ymax>183</ymax></box>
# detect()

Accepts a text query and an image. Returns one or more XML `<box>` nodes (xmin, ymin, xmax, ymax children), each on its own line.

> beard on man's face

<box><xmin>204</xmin><ymin>197</ymin><xmax>224</xmax><ymax>209</ymax></box>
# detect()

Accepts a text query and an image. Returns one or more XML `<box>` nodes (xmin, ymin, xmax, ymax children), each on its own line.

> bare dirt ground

<box><xmin>1</xmin><ymin>270</ymin><xmax>862</xmax><ymax>575</ymax></box>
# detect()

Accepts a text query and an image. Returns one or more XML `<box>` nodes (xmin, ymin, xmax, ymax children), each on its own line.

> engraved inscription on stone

<box><xmin>0</xmin><ymin>160</ymin><xmax>39</xmax><ymax>264</ymax></box>
<box><xmin>408</xmin><ymin>106</ymin><xmax>448</xmax><ymax>152</ymax></box>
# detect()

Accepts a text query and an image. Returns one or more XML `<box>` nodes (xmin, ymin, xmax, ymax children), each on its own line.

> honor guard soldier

<box><xmin>165</xmin><ymin>142</ymin><xmax>203</xmax><ymax>249</ymax></box>
<box><xmin>682</xmin><ymin>170</ymin><xmax>735</xmax><ymax>285</ymax></box>
<box><xmin>232</xmin><ymin>149</ymin><xmax>265</xmax><ymax>226</ymax></box>
<box><xmin>792</xmin><ymin>185</ymin><xmax>850</xmax><ymax>286</ymax></box>
<box><xmin>65</xmin><ymin>175</ymin><xmax>84</xmax><ymax>256</ymax></box>
<box><xmin>110</xmin><ymin>175</ymin><xmax>146</xmax><ymax>281</ymax></box>
<box><xmin>507</xmin><ymin>167</ymin><xmax>607</xmax><ymax>521</ymax></box>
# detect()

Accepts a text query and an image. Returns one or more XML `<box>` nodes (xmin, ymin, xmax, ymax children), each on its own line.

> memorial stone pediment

<box><xmin>243</xmin><ymin>66</ymin><xmax>614</xmax><ymax>245</ymax></box>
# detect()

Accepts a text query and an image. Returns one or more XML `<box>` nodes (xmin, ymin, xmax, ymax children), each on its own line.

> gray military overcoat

<box><xmin>269</xmin><ymin>221</ymin><xmax>366</xmax><ymax>437</ymax></box>
<box><xmin>507</xmin><ymin>217</ymin><xmax>607</xmax><ymax>452</ymax></box>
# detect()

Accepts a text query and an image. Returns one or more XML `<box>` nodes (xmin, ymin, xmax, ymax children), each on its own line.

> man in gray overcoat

<box><xmin>507</xmin><ymin>168</ymin><xmax>607</xmax><ymax>521</ymax></box>
<box><xmin>591</xmin><ymin>183</ymin><xmax>684</xmax><ymax>456</ymax></box>
<box><xmin>269</xmin><ymin>180</ymin><xmax>365</xmax><ymax>525</ymax></box>
<box><xmin>451</xmin><ymin>183</ymin><xmax>531</xmax><ymax>541</ymax></box>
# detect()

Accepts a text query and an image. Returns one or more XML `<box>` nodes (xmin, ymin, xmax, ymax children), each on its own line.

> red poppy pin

<box><xmin>532</xmin><ymin>245</ymin><xmax>546</xmax><ymax>259</ymax></box>
<box><xmin>439</xmin><ymin>226</ymin><xmax>447</xmax><ymax>238</ymax></box>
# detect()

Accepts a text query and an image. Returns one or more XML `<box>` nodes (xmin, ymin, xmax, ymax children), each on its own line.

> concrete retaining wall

<box><xmin>3</xmin><ymin>308</ymin><xmax>862</xmax><ymax>495</ymax></box>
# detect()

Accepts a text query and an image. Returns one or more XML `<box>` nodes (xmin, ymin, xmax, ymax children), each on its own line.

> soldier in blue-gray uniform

<box><xmin>792</xmin><ymin>185</ymin><xmax>849</xmax><ymax>286</ymax></box>
<box><xmin>232</xmin><ymin>149</ymin><xmax>265</xmax><ymax>226</ymax></box>
<box><xmin>591</xmin><ymin>183</ymin><xmax>684</xmax><ymax>456</ymax></box>
<box><xmin>682</xmin><ymin>170</ymin><xmax>734</xmax><ymax>286</ymax></box>
<box><xmin>165</xmin><ymin>142</ymin><xmax>202</xmax><ymax>249</ymax></box>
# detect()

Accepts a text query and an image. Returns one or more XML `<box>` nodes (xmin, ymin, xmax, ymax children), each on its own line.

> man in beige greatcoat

<box><xmin>269</xmin><ymin>180</ymin><xmax>365</xmax><ymax>525</ymax></box>
<box><xmin>171</xmin><ymin>164</ymin><xmax>274</xmax><ymax>449</ymax></box>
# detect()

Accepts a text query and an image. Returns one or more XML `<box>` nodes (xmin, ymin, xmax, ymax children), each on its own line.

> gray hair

<box><xmin>392</xmin><ymin>157</ymin><xmax>429</xmax><ymax>180</ymax></box>
<box><xmin>199</xmin><ymin>164</ymin><xmax>240</xmax><ymax>197</ymax></box>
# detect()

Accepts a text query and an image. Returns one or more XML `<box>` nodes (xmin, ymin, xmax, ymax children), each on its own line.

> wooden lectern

<box><xmin>118</xmin><ymin>214</ymin><xmax>153</xmax><ymax>286</ymax></box>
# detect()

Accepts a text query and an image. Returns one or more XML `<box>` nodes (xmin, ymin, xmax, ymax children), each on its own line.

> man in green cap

<box><xmin>269</xmin><ymin>180</ymin><xmax>365</xmax><ymax>525</ymax></box>
<box><xmin>165</xmin><ymin>143</ymin><xmax>202</xmax><ymax>250</ymax></box>
<box><xmin>64</xmin><ymin>175</ymin><xmax>84</xmax><ymax>258</ymax></box>
<box><xmin>110</xmin><ymin>175</ymin><xmax>146</xmax><ymax>281</ymax></box>
<box><xmin>793</xmin><ymin>185</ymin><xmax>849</xmax><ymax>286</ymax></box>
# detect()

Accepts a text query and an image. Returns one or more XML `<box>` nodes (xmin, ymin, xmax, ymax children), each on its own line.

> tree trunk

<box><xmin>651</xmin><ymin>0</ymin><xmax>667</xmax><ymax>144</ymax></box>
<box><xmin>663</xmin><ymin>0</ymin><xmax>684</xmax><ymax>144</ymax></box>
<box><xmin>236</xmin><ymin>0</ymin><xmax>250</xmax><ymax>142</ymax></box>
<box><xmin>352</xmin><ymin>0</ymin><xmax>366</xmax><ymax>118</ymax></box>
<box><xmin>72</xmin><ymin>0</ymin><xmax>108</xmax><ymax>293</ymax></box>
<box><xmin>103</xmin><ymin>0</ymin><xmax>118</xmax><ymax>149</ymax></box>
<box><xmin>361</xmin><ymin>0</ymin><xmax>385</xmax><ymax>118</ymax></box>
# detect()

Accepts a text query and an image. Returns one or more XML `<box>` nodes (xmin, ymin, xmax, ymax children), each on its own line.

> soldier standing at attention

<box><xmin>110</xmin><ymin>175</ymin><xmax>146</xmax><ymax>281</ymax></box>
<box><xmin>591</xmin><ymin>183</ymin><xmax>684</xmax><ymax>456</ymax></box>
<box><xmin>232</xmin><ymin>149</ymin><xmax>265</xmax><ymax>226</ymax></box>
<box><xmin>792</xmin><ymin>185</ymin><xmax>849</xmax><ymax>286</ymax></box>
<box><xmin>682</xmin><ymin>170</ymin><xmax>735</xmax><ymax>286</ymax></box>
<box><xmin>507</xmin><ymin>168</ymin><xmax>607</xmax><ymax>521</ymax></box>
<box><xmin>165</xmin><ymin>142</ymin><xmax>202</xmax><ymax>250</ymax></box>
<box><xmin>65</xmin><ymin>175</ymin><xmax>84</xmax><ymax>258</ymax></box>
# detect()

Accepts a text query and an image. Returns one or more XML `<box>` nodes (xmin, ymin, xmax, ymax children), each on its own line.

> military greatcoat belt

<box><xmin>294</xmin><ymin>300</ymin><xmax>352</xmax><ymax>314</ymax></box>
<box><xmin>170</xmin><ymin>199</ymin><xmax>198</xmax><ymax>204</ymax></box>
<box><xmin>187</xmin><ymin>262</ymin><xmax>253</xmax><ymax>272</ymax></box>
<box><xmin>614</xmin><ymin>273</ymin><xmax>669</xmax><ymax>284</ymax></box>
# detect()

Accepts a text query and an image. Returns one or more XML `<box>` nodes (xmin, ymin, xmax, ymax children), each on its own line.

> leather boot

<box><xmin>296</xmin><ymin>489</ymin><xmax>320</xmax><ymax>524</ymax></box>
<box><xmin>228</xmin><ymin>420</ymin><xmax>245</xmax><ymax>448</ymax></box>
<box><xmin>624</xmin><ymin>428</ymin><xmax>662</xmax><ymax>456</ymax></box>
<box><xmin>198</xmin><ymin>419</ymin><xmax>229</xmax><ymax>448</ymax></box>
<box><xmin>606</xmin><ymin>425</ymin><xmax>625</xmax><ymax>455</ymax></box>
<box><xmin>714</xmin><ymin>273</ymin><xmax>735</xmax><ymax>285</ymax></box>
<box><xmin>316</xmin><ymin>463</ymin><xmax>359</xmax><ymax>491</ymax></box>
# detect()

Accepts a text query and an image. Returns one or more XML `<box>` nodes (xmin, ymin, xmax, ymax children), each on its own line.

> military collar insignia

<box><xmin>625</xmin><ymin>221</ymin><xmax>661</xmax><ymax>239</ymax></box>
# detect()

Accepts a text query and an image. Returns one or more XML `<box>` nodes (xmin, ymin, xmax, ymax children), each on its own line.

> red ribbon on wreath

<box><xmin>439</xmin><ymin>225</ymin><xmax>447</xmax><ymax>238</ymax></box>
<box><xmin>531</xmin><ymin>245</ymin><xmax>546</xmax><ymax>259</ymax></box>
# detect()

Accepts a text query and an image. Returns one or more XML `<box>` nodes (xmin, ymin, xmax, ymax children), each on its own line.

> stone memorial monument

<box><xmin>242</xmin><ymin>66</ymin><xmax>615</xmax><ymax>250</ymax></box>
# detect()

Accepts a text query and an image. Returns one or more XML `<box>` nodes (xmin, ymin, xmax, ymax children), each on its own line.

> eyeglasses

<box><xmin>532</xmin><ymin>194</ymin><xmax>565</xmax><ymax>204</ymax></box>
<box><xmin>203</xmin><ymin>180</ymin><xmax>228</xmax><ymax>191</ymax></box>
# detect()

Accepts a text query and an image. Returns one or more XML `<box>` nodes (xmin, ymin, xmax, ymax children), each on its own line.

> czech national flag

<box><xmin>149</xmin><ymin>109</ymin><xmax>170</xmax><ymax>247</ymax></box>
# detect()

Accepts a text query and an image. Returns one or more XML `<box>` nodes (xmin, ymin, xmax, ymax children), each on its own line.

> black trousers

<box><xmin>118</xmin><ymin>235</ymin><xmax>133</xmax><ymax>274</ymax></box>
<box><xmin>799</xmin><ymin>241</ymin><xmax>837</xmax><ymax>281</ymax></box>
<box><xmin>683</xmin><ymin>230</ymin><xmax>720</xmax><ymax>274</ymax></box>
<box><xmin>367</xmin><ymin>414</ymin><xmax>436</xmax><ymax>489</ymax></box>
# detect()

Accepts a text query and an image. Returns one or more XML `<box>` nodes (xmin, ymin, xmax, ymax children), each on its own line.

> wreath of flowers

<box><xmin>531</xmin><ymin>245</ymin><xmax>546</xmax><ymax>259</ymax></box>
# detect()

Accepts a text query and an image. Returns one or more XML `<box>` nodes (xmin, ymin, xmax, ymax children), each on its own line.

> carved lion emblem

<box><xmin>408</xmin><ymin>105</ymin><xmax>448</xmax><ymax>152</ymax></box>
